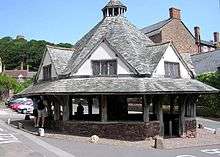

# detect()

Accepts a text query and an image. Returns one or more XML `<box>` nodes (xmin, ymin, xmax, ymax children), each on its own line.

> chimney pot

<box><xmin>214</xmin><ymin>32</ymin><xmax>219</xmax><ymax>43</ymax></box>
<box><xmin>169</xmin><ymin>7</ymin><xmax>181</xmax><ymax>19</ymax></box>
<box><xmin>194</xmin><ymin>26</ymin><xmax>201</xmax><ymax>44</ymax></box>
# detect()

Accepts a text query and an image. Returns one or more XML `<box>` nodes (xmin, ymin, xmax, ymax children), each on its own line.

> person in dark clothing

<box><xmin>77</xmin><ymin>102</ymin><xmax>84</xmax><ymax>120</ymax></box>
<box><xmin>32</xmin><ymin>97</ymin><xmax>40</xmax><ymax>128</ymax></box>
<box><xmin>37</xmin><ymin>97</ymin><xmax>47</xmax><ymax>128</ymax></box>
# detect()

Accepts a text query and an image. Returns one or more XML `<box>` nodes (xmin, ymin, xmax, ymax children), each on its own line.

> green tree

<box><xmin>197</xmin><ymin>72</ymin><xmax>220</xmax><ymax>117</ymax></box>
<box><xmin>0</xmin><ymin>36</ymin><xmax>73</xmax><ymax>71</ymax></box>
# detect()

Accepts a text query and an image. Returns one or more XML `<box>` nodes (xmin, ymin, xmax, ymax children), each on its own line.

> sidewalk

<box><xmin>10</xmin><ymin>119</ymin><xmax>220</xmax><ymax>150</ymax></box>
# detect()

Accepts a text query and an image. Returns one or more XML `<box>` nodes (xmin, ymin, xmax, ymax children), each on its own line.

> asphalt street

<box><xmin>0</xmin><ymin>108</ymin><xmax>220</xmax><ymax>157</ymax></box>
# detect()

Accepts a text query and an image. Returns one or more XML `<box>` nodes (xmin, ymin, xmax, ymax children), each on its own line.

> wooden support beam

<box><xmin>153</xmin><ymin>96</ymin><xmax>160</xmax><ymax>120</ymax></box>
<box><xmin>159</xmin><ymin>96</ymin><xmax>165</xmax><ymax>137</ymax></box>
<box><xmin>178</xmin><ymin>95</ymin><xmax>188</xmax><ymax>136</ymax></box>
<box><xmin>143</xmin><ymin>95</ymin><xmax>151</xmax><ymax>122</ymax></box>
<box><xmin>100</xmin><ymin>95</ymin><xmax>107</xmax><ymax>122</ymax></box>
<box><xmin>54</xmin><ymin>100</ymin><xmax>60</xmax><ymax>121</ymax></box>
<box><xmin>88</xmin><ymin>97</ymin><xmax>93</xmax><ymax>116</ymax></box>
<box><xmin>63</xmin><ymin>96</ymin><xmax>70</xmax><ymax>121</ymax></box>
<box><xmin>69</xmin><ymin>96</ymin><xmax>73</xmax><ymax>120</ymax></box>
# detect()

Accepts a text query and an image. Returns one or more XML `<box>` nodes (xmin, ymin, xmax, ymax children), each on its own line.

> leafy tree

<box><xmin>197</xmin><ymin>72</ymin><xmax>220</xmax><ymax>117</ymax></box>
<box><xmin>0</xmin><ymin>37</ymin><xmax>73</xmax><ymax>71</ymax></box>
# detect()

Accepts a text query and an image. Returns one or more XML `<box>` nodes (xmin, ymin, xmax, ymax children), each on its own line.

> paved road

<box><xmin>197</xmin><ymin>117</ymin><xmax>220</xmax><ymax>130</ymax></box>
<box><xmin>0</xmin><ymin>108</ymin><xmax>220</xmax><ymax>157</ymax></box>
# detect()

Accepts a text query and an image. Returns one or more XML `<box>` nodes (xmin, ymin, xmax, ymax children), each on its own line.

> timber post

<box><xmin>143</xmin><ymin>95</ymin><xmax>152</xmax><ymax>122</ymax></box>
<box><xmin>100</xmin><ymin>95</ymin><xmax>107</xmax><ymax>122</ymax></box>
<box><xmin>63</xmin><ymin>95</ymin><xmax>70</xmax><ymax>121</ymax></box>
<box><xmin>178</xmin><ymin>95</ymin><xmax>188</xmax><ymax>136</ymax></box>
<box><xmin>159</xmin><ymin>95</ymin><xmax>165</xmax><ymax>137</ymax></box>
<box><xmin>88</xmin><ymin>97</ymin><xmax>93</xmax><ymax>116</ymax></box>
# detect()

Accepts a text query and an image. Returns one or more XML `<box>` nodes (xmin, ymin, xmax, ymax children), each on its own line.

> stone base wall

<box><xmin>185</xmin><ymin>118</ymin><xmax>197</xmax><ymax>138</ymax></box>
<box><xmin>53</xmin><ymin>121</ymin><xmax>160</xmax><ymax>141</ymax></box>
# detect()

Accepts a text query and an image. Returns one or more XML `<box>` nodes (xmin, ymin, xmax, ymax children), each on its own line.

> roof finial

<box><xmin>102</xmin><ymin>0</ymin><xmax>127</xmax><ymax>18</ymax></box>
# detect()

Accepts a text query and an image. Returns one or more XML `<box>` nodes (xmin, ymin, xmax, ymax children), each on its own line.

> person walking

<box><xmin>37</xmin><ymin>97</ymin><xmax>47</xmax><ymax>128</ymax></box>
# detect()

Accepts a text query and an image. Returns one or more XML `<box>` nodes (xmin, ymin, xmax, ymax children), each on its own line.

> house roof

<box><xmin>64</xmin><ymin>16</ymin><xmax>173</xmax><ymax>76</ymax></box>
<box><xmin>140</xmin><ymin>19</ymin><xmax>172</xmax><ymax>35</ymax></box>
<box><xmin>103</xmin><ymin>0</ymin><xmax>127</xmax><ymax>9</ymax></box>
<box><xmin>18</xmin><ymin>77</ymin><xmax>218</xmax><ymax>96</ymax></box>
<box><xmin>140</xmin><ymin>18</ymin><xmax>216</xmax><ymax>48</ymax></box>
<box><xmin>46</xmin><ymin>45</ymin><xmax>75</xmax><ymax>75</ymax></box>
<box><xmin>180</xmin><ymin>52</ymin><xmax>196</xmax><ymax>75</ymax></box>
<box><xmin>200</xmin><ymin>40</ymin><xmax>215</xmax><ymax>47</ymax></box>
<box><xmin>3</xmin><ymin>70</ymin><xmax>28</xmax><ymax>78</ymax></box>
<box><xmin>191</xmin><ymin>49</ymin><xmax>220</xmax><ymax>75</ymax></box>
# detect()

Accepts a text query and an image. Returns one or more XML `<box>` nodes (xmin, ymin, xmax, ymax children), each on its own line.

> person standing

<box><xmin>33</xmin><ymin>97</ymin><xmax>39</xmax><ymax>128</ymax></box>
<box><xmin>37</xmin><ymin>97</ymin><xmax>47</xmax><ymax>128</ymax></box>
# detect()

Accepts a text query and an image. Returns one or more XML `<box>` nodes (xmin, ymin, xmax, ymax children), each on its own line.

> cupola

<box><xmin>102</xmin><ymin>0</ymin><xmax>127</xmax><ymax>18</ymax></box>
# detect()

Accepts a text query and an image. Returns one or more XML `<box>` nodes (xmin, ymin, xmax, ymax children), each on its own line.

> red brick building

<box><xmin>141</xmin><ymin>8</ymin><xmax>218</xmax><ymax>54</ymax></box>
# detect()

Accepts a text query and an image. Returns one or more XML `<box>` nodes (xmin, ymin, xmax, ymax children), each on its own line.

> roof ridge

<box><xmin>145</xmin><ymin>41</ymin><xmax>171</xmax><ymax>47</ymax></box>
<box><xmin>140</xmin><ymin>18</ymin><xmax>172</xmax><ymax>34</ymax></box>
<box><xmin>191</xmin><ymin>49</ymin><xmax>220</xmax><ymax>56</ymax></box>
<box><xmin>46</xmin><ymin>45</ymin><xmax>75</xmax><ymax>51</ymax></box>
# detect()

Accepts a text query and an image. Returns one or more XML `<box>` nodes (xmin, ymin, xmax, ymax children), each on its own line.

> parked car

<box><xmin>11</xmin><ymin>102</ymin><xmax>22</xmax><ymax>111</ymax></box>
<box><xmin>17</xmin><ymin>100</ymin><xmax>33</xmax><ymax>114</ymax></box>
<box><xmin>8</xmin><ymin>98</ymin><xmax>29</xmax><ymax>107</ymax></box>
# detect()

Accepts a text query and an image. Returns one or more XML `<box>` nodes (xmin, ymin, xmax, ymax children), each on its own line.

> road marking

<box><xmin>0</xmin><ymin>133</ymin><xmax>20</xmax><ymax>144</ymax></box>
<box><xmin>0</xmin><ymin>120</ymin><xmax>75</xmax><ymax>157</ymax></box>
<box><xmin>201</xmin><ymin>149</ymin><xmax>220</xmax><ymax>155</ymax></box>
<box><xmin>176</xmin><ymin>155</ymin><xmax>196</xmax><ymax>157</ymax></box>
<box><xmin>0</xmin><ymin>128</ymin><xmax>3</xmax><ymax>132</ymax></box>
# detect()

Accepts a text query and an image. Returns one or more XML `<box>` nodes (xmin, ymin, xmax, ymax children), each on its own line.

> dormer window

<box><xmin>164</xmin><ymin>62</ymin><xmax>180</xmax><ymax>78</ymax></box>
<box><xmin>43</xmin><ymin>64</ymin><xmax>51</xmax><ymax>81</ymax></box>
<box><xmin>92</xmin><ymin>60</ymin><xmax>117</xmax><ymax>76</ymax></box>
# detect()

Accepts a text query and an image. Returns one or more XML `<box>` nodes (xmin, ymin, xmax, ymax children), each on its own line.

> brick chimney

<box><xmin>194</xmin><ymin>26</ymin><xmax>201</xmax><ymax>44</ymax></box>
<box><xmin>194</xmin><ymin>26</ymin><xmax>202</xmax><ymax>53</ymax></box>
<box><xmin>214</xmin><ymin>32</ymin><xmax>219</xmax><ymax>43</ymax></box>
<box><xmin>169</xmin><ymin>7</ymin><xmax>181</xmax><ymax>20</ymax></box>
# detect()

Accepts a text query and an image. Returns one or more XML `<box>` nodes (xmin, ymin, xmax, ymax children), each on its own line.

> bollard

<box><xmin>38</xmin><ymin>128</ymin><xmax>45</xmax><ymax>137</ymax></box>
<box><xmin>154</xmin><ymin>137</ymin><xmax>164</xmax><ymax>149</ymax></box>
<box><xmin>7</xmin><ymin>118</ymin><xmax>11</xmax><ymax>125</ymax></box>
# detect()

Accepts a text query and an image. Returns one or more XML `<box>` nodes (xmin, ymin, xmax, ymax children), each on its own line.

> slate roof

<box><xmin>191</xmin><ymin>49</ymin><xmax>220</xmax><ymax>75</ymax></box>
<box><xmin>200</xmin><ymin>40</ymin><xmax>215</xmax><ymax>47</ymax></box>
<box><xmin>3</xmin><ymin>70</ymin><xmax>28</xmax><ymax>78</ymax></box>
<box><xmin>64</xmin><ymin>16</ymin><xmax>168</xmax><ymax>76</ymax></box>
<box><xmin>103</xmin><ymin>0</ymin><xmax>127</xmax><ymax>8</ymax></box>
<box><xmin>46</xmin><ymin>45</ymin><xmax>75</xmax><ymax>75</ymax></box>
<box><xmin>140</xmin><ymin>19</ymin><xmax>172</xmax><ymax>35</ymax></box>
<box><xmin>180</xmin><ymin>53</ymin><xmax>196</xmax><ymax>75</ymax></box>
<box><xmin>19</xmin><ymin>77</ymin><xmax>218</xmax><ymax>96</ymax></box>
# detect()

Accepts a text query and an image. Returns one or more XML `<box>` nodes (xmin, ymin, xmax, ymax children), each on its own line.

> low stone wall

<box><xmin>185</xmin><ymin>118</ymin><xmax>197</xmax><ymax>138</ymax></box>
<box><xmin>53</xmin><ymin>121</ymin><xmax>160</xmax><ymax>141</ymax></box>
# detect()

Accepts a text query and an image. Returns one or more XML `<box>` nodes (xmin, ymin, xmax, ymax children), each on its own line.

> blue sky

<box><xmin>0</xmin><ymin>0</ymin><xmax>219</xmax><ymax>44</ymax></box>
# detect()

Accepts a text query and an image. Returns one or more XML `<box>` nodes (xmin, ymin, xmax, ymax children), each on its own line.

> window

<box><xmin>217</xmin><ymin>67</ymin><xmax>220</xmax><ymax>72</ymax></box>
<box><xmin>43</xmin><ymin>64</ymin><xmax>52</xmax><ymax>80</ymax></box>
<box><xmin>92</xmin><ymin>60</ymin><xmax>117</xmax><ymax>76</ymax></box>
<box><xmin>164</xmin><ymin>62</ymin><xmax>180</xmax><ymax>78</ymax></box>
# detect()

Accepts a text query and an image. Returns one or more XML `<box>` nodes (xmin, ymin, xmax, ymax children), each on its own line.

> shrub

<box><xmin>197</xmin><ymin>72</ymin><xmax>220</xmax><ymax>117</ymax></box>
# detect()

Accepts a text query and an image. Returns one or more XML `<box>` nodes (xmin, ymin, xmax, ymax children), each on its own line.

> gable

<box><xmin>152</xmin><ymin>45</ymin><xmax>192</xmax><ymax>78</ymax></box>
<box><xmin>37</xmin><ymin>51</ymin><xmax>57</xmax><ymax>81</ymax></box>
<box><xmin>161</xmin><ymin>19</ymin><xmax>198</xmax><ymax>53</ymax></box>
<box><xmin>73</xmin><ymin>42</ymin><xmax>134</xmax><ymax>76</ymax></box>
